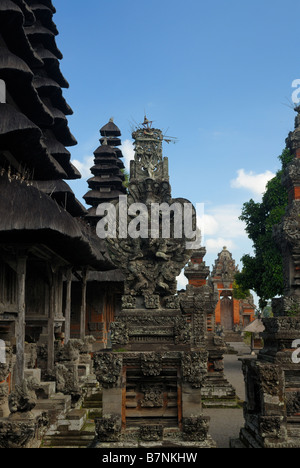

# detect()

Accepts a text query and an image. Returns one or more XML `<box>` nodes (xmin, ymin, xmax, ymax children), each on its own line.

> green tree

<box><xmin>235</xmin><ymin>148</ymin><xmax>293</xmax><ymax>309</ymax></box>
<box><xmin>232</xmin><ymin>279</ymin><xmax>250</xmax><ymax>300</ymax></box>
<box><xmin>121</xmin><ymin>169</ymin><xmax>129</xmax><ymax>190</ymax></box>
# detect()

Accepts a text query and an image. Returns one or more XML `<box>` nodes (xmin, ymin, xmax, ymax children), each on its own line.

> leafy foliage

<box><xmin>232</xmin><ymin>279</ymin><xmax>250</xmax><ymax>300</ymax></box>
<box><xmin>235</xmin><ymin>148</ymin><xmax>293</xmax><ymax>309</ymax></box>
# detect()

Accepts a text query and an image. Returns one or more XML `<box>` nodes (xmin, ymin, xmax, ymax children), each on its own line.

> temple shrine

<box><xmin>91</xmin><ymin>119</ymin><xmax>216</xmax><ymax>448</ymax></box>
<box><xmin>211</xmin><ymin>247</ymin><xmax>255</xmax><ymax>334</ymax></box>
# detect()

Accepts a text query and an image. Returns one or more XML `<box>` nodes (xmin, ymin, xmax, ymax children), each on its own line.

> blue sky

<box><xmin>54</xmin><ymin>0</ymin><xmax>300</xmax><ymax>295</ymax></box>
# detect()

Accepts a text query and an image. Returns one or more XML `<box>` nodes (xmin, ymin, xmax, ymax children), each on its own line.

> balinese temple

<box><xmin>83</xmin><ymin>118</ymin><xmax>127</xmax><ymax>226</ymax></box>
<box><xmin>210</xmin><ymin>247</ymin><xmax>255</xmax><ymax>335</ymax></box>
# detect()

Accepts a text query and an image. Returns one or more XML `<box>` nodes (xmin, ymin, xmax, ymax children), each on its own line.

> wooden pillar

<box><xmin>47</xmin><ymin>270</ymin><xmax>56</xmax><ymax>373</ymax></box>
<box><xmin>64</xmin><ymin>269</ymin><xmax>72</xmax><ymax>344</ymax></box>
<box><xmin>48</xmin><ymin>267</ymin><xmax>64</xmax><ymax>371</ymax></box>
<box><xmin>15</xmin><ymin>256</ymin><xmax>27</xmax><ymax>387</ymax></box>
<box><xmin>80</xmin><ymin>269</ymin><xmax>87</xmax><ymax>340</ymax></box>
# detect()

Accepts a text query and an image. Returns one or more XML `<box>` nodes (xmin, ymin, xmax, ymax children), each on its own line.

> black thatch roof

<box><xmin>25</xmin><ymin>23</ymin><xmax>62</xmax><ymax>59</ymax></box>
<box><xmin>0</xmin><ymin>47</ymin><xmax>54</xmax><ymax>127</ymax></box>
<box><xmin>0</xmin><ymin>1</ymin><xmax>44</xmax><ymax>68</ymax></box>
<box><xmin>29</xmin><ymin>3</ymin><xmax>59</xmax><ymax>35</ymax></box>
<box><xmin>0</xmin><ymin>104</ymin><xmax>68</xmax><ymax>179</ymax></box>
<box><xmin>93</xmin><ymin>145</ymin><xmax>119</xmax><ymax>156</ymax></box>
<box><xmin>87</xmin><ymin>175</ymin><xmax>125</xmax><ymax>186</ymax></box>
<box><xmin>100</xmin><ymin>119</ymin><xmax>121</xmax><ymax>137</ymax></box>
<box><xmin>31</xmin><ymin>180</ymin><xmax>87</xmax><ymax>217</ymax></box>
<box><xmin>0</xmin><ymin>174</ymin><xmax>114</xmax><ymax>269</ymax></box>
<box><xmin>13</xmin><ymin>0</ymin><xmax>36</xmax><ymax>26</ymax></box>
<box><xmin>42</xmin><ymin>137</ymin><xmax>80</xmax><ymax>180</ymax></box>
<box><xmin>33</xmin><ymin>76</ymin><xmax>73</xmax><ymax>116</ymax></box>
<box><xmin>35</xmin><ymin>46</ymin><xmax>69</xmax><ymax>88</ymax></box>
<box><xmin>84</xmin><ymin>189</ymin><xmax>126</xmax><ymax>206</ymax></box>
<box><xmin>0</xmin><ymin>1</ymin><xmax>119</xmax><ymax>272</ymax></box>
<box><xmin>27</xmin><ymin>0</ymin><xmax>56</xmax><ymax>14</ymax></box>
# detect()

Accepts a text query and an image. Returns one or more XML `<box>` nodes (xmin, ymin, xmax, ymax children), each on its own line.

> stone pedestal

<box><xmin>93</xmin><ymin>343</ymin><xmax>215</xmax><ymax>448</ymax></box>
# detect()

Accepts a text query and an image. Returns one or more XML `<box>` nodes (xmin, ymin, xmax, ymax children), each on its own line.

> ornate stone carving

<box><xmin>131</xmin><ymin>124</ymin><xmax>164</xmax><ymax>180</ymax></box>
<box><xmin>94</xmin><ymin>353</ymin><xmax>122</xmax><ymax>388</ymax></box>
<box><xmin>140</xmin><ymin>352</ymin><xmax>162</xmax><ymax>376</ymax></box>
<box><xmin>257</xmin><ymin>363</ymin><xmax>280</xmax><ymax>396</ymax></box>
<box><xmin>55</xmin><ymin>340</ymin><xmax>80</xmax><ymax>362</ymax></box>
<box><xmin>8</xmin><ymin>380</ymin><xmax>37</xmax><ymax>414</ymax></box>
<box><xmin>122</xmin><ymin>295</ymin><xmax>136</xmax><ymax>309</ymax></box>
<box><xmin>182</xmin><ymin>351</ymin><xmax>208</xmax><ymax>388</ymax></box>
<box><xmin>0</xmin><ymin>419</ymin><xmax>36</xmax><ymax>448</ymax></box>
<box><xmin>104</xmin><ymin>124</ymin><xmax>197</xmax><ymax>300</ymax></box>
<box><xmin>182</xmin><ymin>416</ymin><xmax>209</xmax><ymax>442</ymax></box>
<box><xmin>286</xmin><ymin>392</ymin><xmax>300</xmax><ymax>416</ymax></box>
<box><xmin>55</xmin><ymin>363</ymin><xmax>80</xmax><ymax>400</ymax></box>
<box><xmin>95</xmin><ymin>415</ymin><xmax>121</xmax><ymax>442</ymax></box>
<box><xmin>140</xmin><ymin>385</ymin><xmax>164</xmax><ymax>408</ymax></box>
<box><xmin>139</xmin><ymin>424</ymin><xmax>163</xmax><ymax>441</ymax></box>
<box><xmin>165</xmin><ymin>295</ymin><xmax>180</xmax><ymax>309</ymax></box>
<box><xmin>110</xmin><ymin>322</ymin><xmax>129</xmax><ymax>346</ymax></box>
<box><xmin>174</xmin><ymin>317</ymin><xmax>191</xmax><ymax>344</ymax></box>
<box><xmin>144</xmin><ymin>294</ymin><xmax>160</xmax><ymax>309</ymax></box>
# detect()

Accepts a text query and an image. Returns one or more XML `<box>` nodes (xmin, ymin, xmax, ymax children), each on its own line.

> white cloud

<box><xmin>121</xmin><ymin>139</ymin><xmax>135</xmax><ymax>171</ymax></box>
<box><xmin>71</xmin><ymin>155</ymin><xmax>94</xmax><ymax>179</ymax></box>
<box><xmin>177</xmin><ymin>269</ymin><xmax>188</xmax><ymax>290</ymax></box>
<box><xmin>205</xmin><ymin>237</ymin><xmax>236</xmax><ymax>252</ymax></box>
<box><xmin>230</xmin><ymin>169</ymin><xmax>275</xmax><ymax>197</ymax></box>
<box><xmin>197</xmin><ymin>204</ymin><xmax>250</xmax><ymax>268</ymax></box>
<box><xmin>197</xmin><ymin>213</ymin><xmax>219</xmax><ymax>236</ymax></box>
<box><xmin>198</xmin><ymin>204</ymin><xmax>246</xmax><ymax>242</ymax></box>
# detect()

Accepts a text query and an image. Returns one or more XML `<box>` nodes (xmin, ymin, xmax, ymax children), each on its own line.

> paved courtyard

<box><xmin>203</xmin><ymin>342</ymin><xmax>252</xmax><ymax>448</ymax></box>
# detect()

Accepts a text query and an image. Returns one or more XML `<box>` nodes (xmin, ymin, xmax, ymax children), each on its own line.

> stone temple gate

<box><xmin>91</xmin><ymin>118</ymin><xmax>216</xmax><ymax>448</ymax></box>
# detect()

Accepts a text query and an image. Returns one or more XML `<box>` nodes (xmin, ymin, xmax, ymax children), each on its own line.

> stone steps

<box><xmin>41</xmin><ymin>390</ymin><xmax>103</xmax><ymax>448</ymax></box>
<box><xmin>42</xmin><ymin>423</ymin><xmax>96</xmax><ymax>448</ymax></box>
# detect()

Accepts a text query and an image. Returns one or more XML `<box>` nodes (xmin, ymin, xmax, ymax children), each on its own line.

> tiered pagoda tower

<box><xmin>83</xmin><ymin>118</ymin><xmax>127</xmax><ymax>226</ymax></box>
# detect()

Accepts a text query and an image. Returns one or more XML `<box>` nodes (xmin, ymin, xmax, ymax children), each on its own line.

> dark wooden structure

<box><xmin>0</xmin><ymin>0</ymin><xmax>118</xmax><ymax>393</ymax></box>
